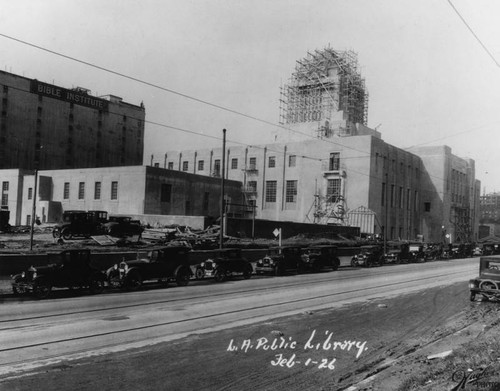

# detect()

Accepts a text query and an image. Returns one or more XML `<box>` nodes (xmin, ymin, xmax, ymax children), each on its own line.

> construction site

<box><xmin>279</xmin><ymin>47</ymin><xmax>369</xmax><ymax>139</ymax></box>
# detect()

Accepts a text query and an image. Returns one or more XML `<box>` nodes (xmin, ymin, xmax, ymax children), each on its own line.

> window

<box><xmin>161</xmin><ymin>184</ymin><xmax>172</xmax><ymax>202</ymax></box>
<box><xmin>3</xmin><ymin>85</ymin><xmax>8</xmax><ymax>93</ymax></box>
<box><xmin>28</xmin><ymin>187</ymin><xmax>33</xmax><ymax>200</ymax></box>
<box><xmin>249</xmin><ymin>157</ymin><xmax>257</xmax><ymax>170</ymax></box>
<box><xmin>78</xmin><ymin>182</ymin><xmax>85</xmax><ymax>199</ymax></box>
<box><xmin>286</xmin><ymin>180</ymin><xmax>298</xmax><ymax>203</ymax></box>
<box><xmin>381</xmin><ymin>183</ymin><xmax>386</xmax><ymax>206</ymax></box>
<box><xmin>288</xmin><ymin>155</ymin><xmax>296</xmax><ymax>167</ymax></box>
<box><xmin>111</xmin><ymin>181</ymin><xmax>118</xmax><ymax>200</ymax></box>
<box><xmin>203</xmin><ymin>192</ymin><xmax>209</xmax><ymax>213</ymax></box>
<box><xmin>399</xmin><ymin>187</ymin><xmax>403</xmax><ymax>209</ymax></box>
<box><xmin>231</xmin><ymin>158</ymin><xmax>238</xmax><ymax>170</ymax></box>
<box><xmin>268</xmin><ymin>156</ymin><xmax>276</xmax><ymax>168</ymax></box>
<box><xmin>182</xmin><ymin>161</ymin><xmax>188</xmax><ymax>172</ymax></box>
<box><xmin>213</xmin><ymin>159</ymin><xmax>221</xmax><ymax>176</ymax></box>
<box><xmin>2</xmin><ymin>181</ymin><xmax>8</xmax><ymax>191</ymax></box>
<box><xmin>167</xmin><ymin>162</ymin><xmax>174</xmax><ymax>170</ymax></box>
<box><xmin>265</xmin><ymin>181</ymin><xmax>277</xmax><ymax>202</ymax></box>
<box><xmin>185</xmin><ymin>200</ymin><xmax>191</xmax><ymax>215</ymax></box>
<box><xmin>1</xmin><ymin>194</ymin><xmax>7</xmax><ymax>206</ymax></box>
<box><xmin>329</xmin><ymin>152</ymin><xmax>340</xmax><ymax>171</ymax></box>
<box><xmin>327</xmin><ymin>179</ymin><xmax>341</xmax><ymax>201</ymax></box>
<box><xmin>94</xmin><ymin>182</ymin><xmax>101</xmax><ymax>200</ymax></box>
<box><xmin>407</xmin><ymin>189</ymin><xmax>411</xmax><ymax>210</ymax></box>
<box><xmin>424</xmin><ymin>202</ymin><xmax>431</xmax><ymax>212</ymax></box>
<box><xmin>198</xmin><ymin>160</ymin><xmax>204</xmax><ymax>171</ymax></box>
<box><xmin>390</xmin><ymin>185</ymin><xmax>395</xmax><ymax>207</ymax></box>
<box><xmin>247</xmin><ymin>181</ymin><xmax>257</xmax><ymax>192</ymax></box>
<box><xmin>63</xmin><ymin>182</ymin><xmax>70</xmax><ymax>199</ymax></box>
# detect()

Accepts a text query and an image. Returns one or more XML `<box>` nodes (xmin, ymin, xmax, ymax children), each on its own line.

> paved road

<box><xmin>0</xmin><ymin>258</ymin><xmax>478</xmax><ymax>379</ymax></box>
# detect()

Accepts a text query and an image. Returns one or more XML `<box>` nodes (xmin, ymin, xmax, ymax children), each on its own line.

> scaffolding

<box><xmin>279</xmin><ymin>47</ymin><xmax>368</xmax><ymax>138</ymax></box>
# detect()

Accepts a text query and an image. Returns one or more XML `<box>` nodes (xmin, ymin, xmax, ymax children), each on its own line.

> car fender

<box><xmin>174</xmin><ymin>264</ymin><xmax>193</xmax><ymax>278</ymax></box>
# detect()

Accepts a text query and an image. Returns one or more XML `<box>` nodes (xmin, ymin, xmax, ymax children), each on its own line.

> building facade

<box><xmin>0</xmin><ymin>71</ymin><xmax>145</xmax><ymax>170</ymax></box>
<box><xmin>0</xmin><ymin>166</ymin><xmax>243</xmax><ymax>227</ymax></box>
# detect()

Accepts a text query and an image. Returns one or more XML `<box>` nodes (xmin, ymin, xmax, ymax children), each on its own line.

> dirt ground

<box><xmin>2</xmin><ymin>281</ymin><xmax>500</xmax><ymax>391</ymax></box>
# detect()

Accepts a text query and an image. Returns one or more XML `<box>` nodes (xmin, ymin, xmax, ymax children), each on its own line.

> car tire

<box><xmin>214</xmin><ymin>269</ymin><xmax>226</xmax><ymax>283</ymax></box>
<box><xmin>61</xmin><ymin>228</ymin><xmax>72</xmax><ymax>240</ymax></box>
<box><xmin>351</xmin><ymin>258</ymin><xmax>357</xmax><ymax>267</ymax></box>
<box><xmin>89</xmin><ymin>276</ymin><xmax>105</xmax><ymax>295</ymax></box>
<box><xmin>176</xmin><ymin>268</ymin><xmax>191</xmax><ymax>287</ymax></box>
<box><xmin>243</xmin><ymin>265</ymin><xmax>252</xmax><ymax>279</ymax></box>
<box><xmin>125</xmin><ymin>272</ymin><xmax>142</xmax><ymax>291</ymax></box>
<box><xmin>108</xmin><ymin>270</ymin><xmax>122</xmax><ymax>289</ymax></box>
<box><xmin>470</xmin><ymin>292</ymin><xmax>476</xmax><ymax>302</ymax></box>
<box><xmin>52</xmin><ymin>229</ymin><xmax>60</xmax><ymax>238</ymax></box>
<box><xmin>195</xmin><ymin>268</ymin><xmax>205</xmax><ymax>280</ymax></box>
<box><xmin>332</xmin><ymin>258</ymin><xmax>340</xmax><ymax>271</ymax></box>
<box><xmin>34</xmin><ymin>280</ymin><xmax>52</xmax><ymax>299</ymax></box>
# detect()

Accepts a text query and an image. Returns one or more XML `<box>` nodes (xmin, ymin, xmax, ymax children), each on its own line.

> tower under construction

<box><xmin>279</xmin><ymin>47</ymin><xmax>369</xmax><ymax>140</ymax></box>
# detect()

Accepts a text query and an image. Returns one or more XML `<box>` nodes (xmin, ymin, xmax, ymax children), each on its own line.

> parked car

<box><xmin>106</xmin><ymin>246</ymin><xmax>192</xmax><ymax>290</ymax></box>
<box><xmin>255</xmin><ymin>246</ymin><xmax>303</xmax><ymax>276</ymax></box>
<box><xmin>351</xmin><ymin>245</ymin><xmax>383</xmax><ymax>267</ymax></box>
<box><xmin>469</xmin><ymin>256</ymin><xmax>500</xmax><ymax>301</ymax></box>
<box><xmin>407</xmin><ymin>243</ymin><xmax>426</xmax><ymax>263</ymax></box>
<box><xmin>300</xmin><ymin>245</ymin><xmax>340</xmax><ymax>272</ymax></box>
<box><xmin>381</xmin><ymin>242</ymin><xmax>408</xmax><ymax>264</ymax></box>
<box><xmin>52</xmin><ymin>210</ymin><xmax>108</xmax><ymax>240</ymax></box>
<box><xmin>11</xmin><ymin>249</ymin><xmax>106</xmax><ymax>299</ymax></box>
<box><xmin>103</xmin><ymin>215</ymin><xmax>144</xmax><ymax>238</ymax></box>
<box><xmin>195</xmin><ymin>248</ymin><xmax>253</xmax><ymax>282</ymax></box>
<box><xmin>423</xmin><ymin>243</ymin><xmax>442</xmax><ymax>261</ymax></box>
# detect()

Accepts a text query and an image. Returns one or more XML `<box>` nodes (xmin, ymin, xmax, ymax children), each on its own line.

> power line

<box><xmin>446</xmin><ymin>0</ymin><xmax>500</xmax><ymax>67</ymax></box>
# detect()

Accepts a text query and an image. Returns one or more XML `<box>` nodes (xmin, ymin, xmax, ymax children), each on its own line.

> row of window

<box><xmin>264</xmin><ymin>180</ymin><xmax>299</xmax><ymax>203</ymax></box>
<box><xmin>381</xmin><ymin>183</ymin><xmax>419</xmax><ymax>211</ymax></box>
<box><xmin>62</xmin><ymin>181</ymin><xmax>118</xmax><ymax>201</ymax></box>
<box><xmin>170</xmin><ymin>154</ymin><xmax>300</xmax><ymax>173</ymax></box>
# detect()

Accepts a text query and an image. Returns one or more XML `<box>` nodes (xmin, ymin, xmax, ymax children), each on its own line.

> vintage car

<box><xmin>52</xmin><ymin>210</ymin><xmax>108</xmax><ymax>240</ymax></box>
<box><xmin>469</xmin><ymin>256</ymin><xmax>500</xmax><ymax>301</ymax></box>
<box><xmin>351</xmin><ymin>245</ymin><xmax>383</xmax><ymax>267</ymax></box>
<box><xmin>407</xmin><ymin>243</ymin><xmax>426</xmax><ymax>263</ymax></box>
<box><xmin>11</xmin><ymin>249</ymin><xmax>106</xmax><ymax>299</ymax></box>
<box><xmin>381</xmin><ymin>242</ymin><xmax>409</xmax><ymax>264</ymax></box>
<box><xmin>300</xmin><ymin>245</ymin><xmax>340</xmax><ymax>272</ymax></box>
<box><xmin>195</xmin><ymin>248</ymin><xmax>253</xmax><ymax>282</ymax></box>
<box><xmin>102</xmin><ymin>215</ymin><xmax>144</xmax><ymax>238</ymax></box>
<box><xmin>106</xmin><ymin>246</ymin><xmax>192</xmax><ymax>290</ymax></box>
<box><xmin>255</xmin><ymin>246</ymin><xmax>303</xmax><ymax>276</ymax></box>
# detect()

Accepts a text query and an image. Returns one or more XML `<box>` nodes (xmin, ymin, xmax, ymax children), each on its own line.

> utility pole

<box><xmin>219</xmin><ymin>129</ymin><xmax>226</xmax><ymax>249</ymax></box>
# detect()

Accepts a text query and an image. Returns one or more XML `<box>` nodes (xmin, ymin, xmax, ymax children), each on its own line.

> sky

<box><xmin>1</xmin><ymin>0</ymin><xmax>500</xmax><ymax>192</ymax></box>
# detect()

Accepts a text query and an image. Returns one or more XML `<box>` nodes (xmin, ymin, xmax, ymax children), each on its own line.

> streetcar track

<box><xmin>0</xmin><ymin>268</ymin><xmax>469</xmax><ymax>355</ymax></box>
<box><xmin>0</xmin><ymin>261</ymin><xmax>471</xmax><ymax>324</ymax></box>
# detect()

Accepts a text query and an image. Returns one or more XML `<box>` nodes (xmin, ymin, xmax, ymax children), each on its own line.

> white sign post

<box><xmin>273</xmin><ymin>228</ymin><xmax>282</xmax><ymax>247</ymax></box>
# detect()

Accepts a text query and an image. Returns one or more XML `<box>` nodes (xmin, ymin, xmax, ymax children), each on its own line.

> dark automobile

<box><xmin>469</xmin><ymin>256</ymin><xmax>500</xmax><ymax>301</ymax></box>
<box><xmin>300</xmin><ymin>245</ymin><xmax>340</xmax><ymax>272</ymax></box>
<box><xmin>52</xmin><ymin>210</ymin><xmax>108</xmax><ymax>240</ymax></box>
<box><xmin>407</xmin><ymin>243</ymin><xmax>426</xmax><ymax>263</ymax></box>
<box><xmin>11</xmin><ymin>249</ymin><xmax>106</xmax><ymax>299</ymax></box>
<box><xmin>381</xmin><ymin>242</ymin><xmax>408</xmax><ymax>264</ymax></box>
<box><xmin>351</xmin><ymin>245</ymin><xmax>383</xmax><ymax>267</ymax></box>
<box><xmin>255</xmin><ymin>246</ymin><xmax>303</xmax><ymax>276</ymax></box>
<box><xmin>103</xmin><ymin>215</ymin><xmax>144</xmax><ymax>238</ymax></box>
<box><xmin>195</xmin><ymin>248</ymin><xmax>253</xmax><ymax>282</ymax></box>
<box><xmin>106</xmin><ymin>246</ymin><xmax>192</xmax><ymax>290</ymax></box>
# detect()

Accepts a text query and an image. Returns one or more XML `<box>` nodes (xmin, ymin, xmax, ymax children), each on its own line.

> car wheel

<box><xmin>351</xmin><ymin>258</ymin><xmax>357</xmax><ymax>267</ymax></box>
<box><xmin>195</xmin><ymin>268</ymin><xmax>205</xmax><ymax>280</ymax></box>
<box><xmin>89</xmin><ymin>275</ymin><xmax>105</xmax><ymax>294</ymax></box>
<box><xmin>470</xmin><ymin>292</ymin><xmax>476</xmax><ymax>302</ymax></box>
<box><xmin>52</xmin><ymin>229</ymin><xmax>60</xmax><ymax>238</ymax></box>
<box><xmin>332</xmin><ymin>258</ymin><xmax>340</xmax><ymax>271</ymax></box>
<box><xmin>34</xmin><ymin>280</ymin><xmax>52</xmax><ymax>299</ymax></box>
<box><xmin>61</xmin><ymin>228</ymin><xmax>72</xmax><ymax>240</ymax></box>
<box><xmin>214</xmin><ymin>269</ymin><xmax>226</xmax><ymax>283</ymax></box>
<box><xmin>274</xmin><ymin>264</ymin><xmax>282</xmax><ymax>276</ymax></box>
<box><xmin>125</xmin><ymin>272</ymin><xmax>142</xmax><ymax>291</ymax></box>
<box><xmin>243</xmin><ymin>265</ymin><xmax>252</xmax><ymax>279</ymax></box>
<box><xmin>176</xmin><ymin>268</ymin><xmax>191</xmax><ymax>286</ymax></box>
